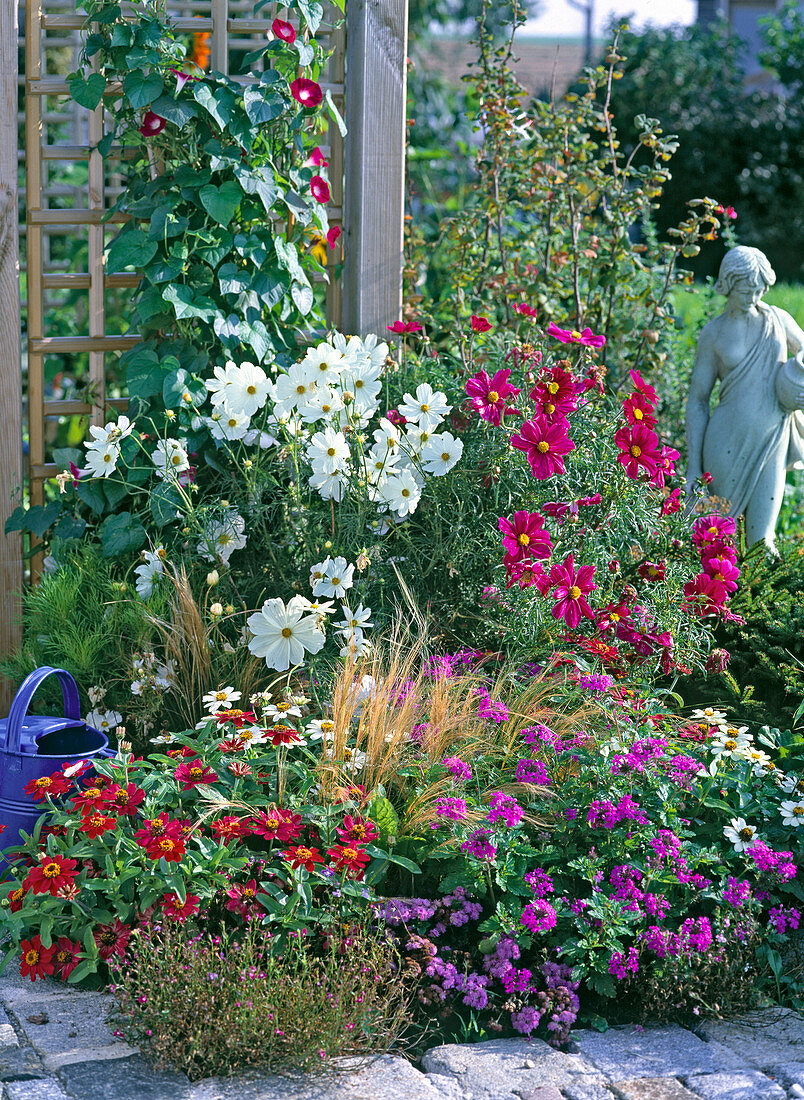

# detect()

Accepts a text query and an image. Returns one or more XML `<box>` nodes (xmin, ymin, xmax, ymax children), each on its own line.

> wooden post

<box><xmin>342</xmin><ymin>0</ymin><xmax>408</xmax><ymax>338</ymax></box>
<box><xmin>0</xmin><ymin>0</ymin><xmax>24</xmax><ymax>706</ymax></box>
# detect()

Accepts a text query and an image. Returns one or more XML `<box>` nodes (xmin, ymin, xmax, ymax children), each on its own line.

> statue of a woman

<box><xmin>685</xmin><ymin>245</ymin><xmax>804</xmax><ymax>549</ymax></box>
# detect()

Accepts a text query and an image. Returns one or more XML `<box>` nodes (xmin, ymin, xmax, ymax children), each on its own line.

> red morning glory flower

<box><xmin>549</xmin><ymin>553</ymin><xmax>598</xmax><ymax>629</ymax></box>
<box><xmin>139</xmin><ymin>111</ymin><xmax>166</xmax><ymax>137</ymax></box>
<box><xmin>327</xmin><ymin>225</ymin><xmax>341</xmax><ymax>249</ymax></box>
<box><xmin>307</xmin><ymin>146</ymin><xmax>329</xmax><ymax>168</ymax></box>
<box><xmin>614</xmin><ymin>423</ymin><xmax>661</xmax><ymax>479</ymax></box>
<box><xmin>510</xmin><ymin>416</ymin><xmax>575</xmax><ymax>479</ymax></box>
<box><xmin>498</xmin><ymin>510</ymin><xmax>553</xmax><ymax>563</ymax></box>
<box><xmin>272</xmin><ymin>16</ymin><xmax>296</xmax><ymax>43</ymax></box>
<box><xmin>310</xmin><ymin>175</ymin><xmax>330</xmax><ymax>204</ymax></box>
<box><xmin>465</xmin><ymin>368</ymin><xmax>521</xmax><ymax>425</ymax></box>
<box><xmin>290</xmin><ymin>78</ymin><xmax>323</xmax><ymax>108</ymax></box>
<box><xmin>547</xmin><ymin>322</ymin><xmax>606</xmax><ymax>348</ymax></box>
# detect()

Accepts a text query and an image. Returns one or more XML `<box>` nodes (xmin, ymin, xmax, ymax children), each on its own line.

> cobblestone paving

<box><xmin>2</xmin><ymin>959</ymin><xmax>804</xmax><ymax>1099</ymax></box>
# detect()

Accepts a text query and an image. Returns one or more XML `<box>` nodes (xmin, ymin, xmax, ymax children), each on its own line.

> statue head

<box><xmin>714</xmin><ymin>245</ymin><xmax>776</xmax><ymax>297</ymax></box>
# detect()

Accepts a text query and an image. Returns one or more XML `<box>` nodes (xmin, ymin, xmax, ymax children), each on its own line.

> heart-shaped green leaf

<box><xmin>68</xmin><ymin>72</ymin><xmax>107</xmax><ymax>110</ymax></box>
<box><xmin>199</xmin><ymin>181</ymin><xmax>243</xmax><ymax>227</ymax></box>
<box><xmin>122</xmin><ymin>69</ymin><xmax>164</xmax><ymax>110</ymax></box>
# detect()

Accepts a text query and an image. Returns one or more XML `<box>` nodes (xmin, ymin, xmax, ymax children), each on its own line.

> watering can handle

<box><xmin>5</xmin><ymin>667</ymin><xmax>82</xmax><ymax>753</ymax></box>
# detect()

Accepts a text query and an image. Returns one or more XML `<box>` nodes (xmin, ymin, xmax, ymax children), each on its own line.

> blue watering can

<box><xmin>0</xmin><ymin>667</ymin><xmax>114</xmax><ymax>869</ymax></box>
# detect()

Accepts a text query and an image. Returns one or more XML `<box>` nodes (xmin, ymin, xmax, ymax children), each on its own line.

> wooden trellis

<box><xmin>0</xmin><ymin>0</ymin><xmax>408</xmax><ymax>701</ymax></box>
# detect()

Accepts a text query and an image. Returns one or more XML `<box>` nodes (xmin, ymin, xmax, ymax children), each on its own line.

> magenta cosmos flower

<box><xmin>547</xmin><ymin>322</ymin><xmax>606</xmax><ymax>348</ymax></box>
<box><xmin>290</xmin><ymin>78</ymin><xmax>323</xmax><ymax>108</ymax></box>
<box><xmin>387</xmin><ymin>320</ymin><xmax>422</xmax><ymax>334</ymax></box>
<box><xmin>614</xmin><ymin>422</ymin><xmax>661</xmax><ymax>479</ymax></box>
<box><xmin>623</xmin><ymin>392</ymin><xmax>656</xmax><ymax>428</ymax></box>
<box><xmin>510</xmin><ymin>416</ymin><xmax>575</xmax><ymax>479</ymax></box>
<box><xmin>272</xmin><ymin>16</ymin><xmax>296</xmax><ymax>43</ymax></box>
<box><xmin>630</xmin><ymin>369</ymin><xmax>658</xmax><ymax>406</ymax></box>
<box><xmin>701</xmin><ymin>556</ymin><xmax>740</xmax><ymax>593</ymax></box>
<box><xmin>499</xmin><ymin>510</ymin><xmax>553</xmax><ymax>563</ymax></box>
<box><xmin>692</xmin><ymin>513</ymin><xmax>737</xmax><ymax>548</ymax></box>
<box><xmin>549</xmin><ymin>553</ymin><xmax>597</xmax><ymax>628</ymax></box>
<box><xmin>683</xmin><ymin>573</ymin><xmax>728</xmax><ymax>615</ymax></box>
<box><xmin>465</xmin><ymin>368</ymin><xmax>521</xmax><ymax>425</ymax></box>
<box><xmin>470</xmin><ymin>314</ymin><xmax>492</xmax><ymax>333</ymax></box>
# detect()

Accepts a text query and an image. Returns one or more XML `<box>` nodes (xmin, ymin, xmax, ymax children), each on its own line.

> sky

<box><xmin>523</xmin><ymin>0</ymin><xmax>696</xmax><ymax>38</ymax></box>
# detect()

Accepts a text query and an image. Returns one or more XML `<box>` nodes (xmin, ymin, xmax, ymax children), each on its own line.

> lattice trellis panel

<box><xmin>23</xmin><ymin>0</ymin><xmax>345</xmax><ymax>545</ymax></box>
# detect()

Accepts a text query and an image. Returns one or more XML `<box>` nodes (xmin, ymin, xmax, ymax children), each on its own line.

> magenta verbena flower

<box><xmin>521</xmin><ymin>899</ymin><xmax>557</xmax><ymax>934</ymax></box>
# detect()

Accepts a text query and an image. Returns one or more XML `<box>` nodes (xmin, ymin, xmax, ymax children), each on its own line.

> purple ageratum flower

<box><xmin>488</xmin><ymin>791</ymin><xmax>524</xmax><ymax>828</ymax></box>
<box><xmin>521</xmin><ymin>900</ymin><xmax>557</xmax><ymax>934</ymax></box>
<box><xmin>524</xmin><ymin>868</ymin><xmax>555</xmax><ymax>898</ymax></box>
<box><xmin>510</xmin><ymin>1005</ymin><xmax>543</xmax><ymax>1035</ymax></box>
<box><xmin>442</xmin><ymin>755</ymin><xmax>472</xmax><ymax>781</ymax></box>
<box><xmin>516</xmin><ymin>758</ymin><xmax>550</xmax><ymax>785</ymax></box>
<box><xmin>435</xmin><ymin>796</ymin><xmax>468</xmax><ymax>822</ymax></box>
<box><xmin>461</xmin><ymin>828</ymin><xmax>497</xmax><ymax>860</ymax></box>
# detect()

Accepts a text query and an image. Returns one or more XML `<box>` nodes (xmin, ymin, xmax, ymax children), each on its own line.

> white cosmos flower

<box><xmin>309</xmin><ymin>468</ymin><xmax>348</xmax><ymax>501</ymax></box>
<box><xmin>198</xmin><ymin>512</ymin><xmax>247</xmax><ymax>563</ymax></box>
<box><xmin>300</xmin><ymin>388</ymin><xmax>345</xmax><ymax>425</ymax></box>
<box><xmin>342</xmin><ymin>365</ymin><xmax>383</xmax><ymax>418</ymax></box>
<box><xmin>723</xmin><ymin>817</ymin><xmax>761</xmax><ymax>852</ymax></box>
<box><xmin>307</xmin><ymin>427</ymin><xmax>351</xmax><ymax>474</ymax></box>
<box><xmin>365</xmin><ymin>445</ymin><xmax>401</xmax><ymax>480</ymax></box>
<box><xmin>224</xmin><ymin>361</ymin><xmax>271</xmax><ymax>417</ymax></box>
<box><xmin>306</xmin><ymin>717</ymin><xmax>338</xmax><ymax>742</ymax></box>
<box><xmin>340</xmin><ymin>635</ymin><xmax>371</xmax><ymax>658</ymax></box>
<box><xmin>313</xmin><ymin>556</ymin><xmax>355</xmax><ymax>599</ymax></box>
<box><xmin>403</xmin><ymin>426</ymin><xmax>436</xmax><ymax>457</ymax></box>
<box><xmin>202</xmin><ymin>686</ymin><xmax>242</xmax><ymax>714</ymax></box>
<box><xmin>709</xmin><ymin>726</ymin><xmax>752</xmax><ymax>759</ymax></box>
<box><xmin>87</xmin><ymin>415</ymin><xmax>134</xmax><ymax>446</ymax></box>
<box><xmin>152</xmin><ymin>438</ymin><xmax>189</xmax><ymax>481</ymax></box>
<box><xmin>780</xmin><ymin>799</ymin><xmax>804</xmax><ymax>827</ymax></box>
<box><xmin>372</xmin><ymin>418</ymin><xmax>401</xmax><ymax>453</ymax></box>
<box><xmin>336</xmin><ymin>603</ymin><xmax>373</xmax><ymax>634</ymax></box>
<box><xmin>242</xmin><ymin>428</ymin><xmax>278</xmax><ymax>449</ymax></box>
<box><xmin>84</xmin><ymin>441</ymin><xmax>121</xmax><ymax>478</ymax></box>
<box><xmin>380</xmin><ymin>470</ymin><xmax>422</xmax><ymax>517</ymax></box>
<box><xmin>272</xmin><ymin>363</ymin><xmax>318</xmax><ymax>416</ymax></box>
<box><xmin>208</xmin><ymin>406</ymin><xmax>251</xmax><ymax>442</ymax></box>
<box><xmin>421</xmin><ymin>431</ymin><xmax>464</xmax><ymax>475</ymax></box>
<box><xmin>310</xmin><ymin>560</ymin><xmax>329</xmax><ymax>589</ymax></box>
<box><xmin>398</xmin><ymin>383</ymin><xmax>451</xmax><ymax>432</ymax></box>
<box><xmin>205</xmin><ymin>362</ymin><xmax>239</xmax><ymax>408</ymax></box>
<box><xmin>247</xmin><ymin>594</ymin><xmax>326</xmax><ymax>672</ymax></box>
<box><xmin>297</xmin><ymin>596</ymin><xmax>337</xmax><ymax>616</ymax></box>
<box><xmin>134</xmin><ymin>548</ymin><xmax>165</xmax><ymax>598</ymax></box>
<box><xmin>86</xmin><ymin>708</ymin><xmax>122</xmax><ymax>732</ymax></box>
<box><xmin>298</xmin><ymin>342</ymin><xmax>347</xmax><ymax>383</ymax></box>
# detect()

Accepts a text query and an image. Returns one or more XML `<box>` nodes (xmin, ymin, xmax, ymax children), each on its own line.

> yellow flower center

<box><xmin>519</xmin><ymin>533</ymin><xmax>530</xmax><ymax>545</ymax></box>
<box><xmin>43</xmin><ymin>862</ymin><xmax>61</xmax><ymax>878</ymax></box>
<box><xmin>570</xmin><ymin>330</ymin><xmax>581</xmax><ymax>340</ymax></box>
<box><xmin>630</xmin><ymin>445</ymin><xmax>642</xmax><ymax>457</ymax></box>
<box><xmin>725</xmin><ymin>740</ymin><xmax>737</xmax><ymax>751</ymax></box>
<box><xmin>327</xmin><ymin>447</ymin><xmax>336</xmax><ymax>456</ymax></box>
<box><xmin>488</xmin><ymin>390</ymin><xmax>499</xmax><ymax>403</ymax></box>
<box><xmin>568</xmin><ymin>585</ymin><xmax>581</xmax><ymax>600</ymax></box>
<box><xmin>441</xmin><ymin>452</ymin><xmax>450</xmax><ymax>461</ymax></box>
<box><xmin>401</xmin><ymin>489</ymin><xmax>410</xmax><ymax>497</ymax></box>
<box><xmin>633</xmin><ymin>408</ymin><xmax>643</xmax><ymax>420</ymax></box>
<box><xmin>247</xmin><ymin>385</ymin><xmax>256</xmax><ymax>395</ymax></box>
<box><xmin>296</xmin><ymin>384</ymin><xmax>306</xmax><ymax>394</ymax></box>
<box><xmin>281</xmin><ymin>627</ymin><xmax>292</xmax><ymax>638</ymax></box>
<box><xmin>739</xmin><ymin>827</ymin><xmax>753</xmax><ymax>840</ymax></box>
<box><xmin>794</xmin><ymin>807</ymin><xmax>804</xmax><ymax>816</ymax></box>
<box><xmin>25</xmin><ymin>950</ymin><xmax>39</xmax><ymax>965</ymax></box>
<box><xmin>537</xmin><ymin>441</ymin><xmax>550</xmax><ymax>453</ymax></box>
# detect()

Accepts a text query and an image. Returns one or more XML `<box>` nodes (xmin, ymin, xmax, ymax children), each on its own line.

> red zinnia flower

<box><xmin>70</xmin><ymin>782</ymin><xmax>108</xmax><ymax>813</ymax></box>
<box><xmin>139</xmin><ymin>111</ymin><xmax>166</xmax><ymax>137</ymax></box>
<box><xmin>549</xmin><ymin>553</ymin><xmax>598</xmax><ymax>629</ymax></box>
<box><xmin>510</xmin><ymin>416</ymin><xmax>575</xmax><ymax>479</ymax></box>
<box><xmin>327</xmin><ymin>225</ymin><xmax>341</xmax><ymax>249</ymax></box>
<box><xmin>327</xmin><ymin>843</ymin><xmax>371</xmax><ymax>880</ymax></box>
<box><xmin>290</xmin><ymin>78</ymin><xmax>323</xmax><ymax>108</ymax></box>
<box><xmin>284</xmin><ymin>845</ymin><xmax>325</xmax><ymax>873</ymax></box>
<box><xmin>23</xmin><ymin>853</ymin><xmax>79</xmax><ymax>897</ymax></box>
<box><xmin>250</xmin><ymin>808</ymin><xmax>303</xmax><ymax>843</ymax></box>
<box><xmin>614</xmin><ymin>422</ymin><xmax>660</xmax><ymax>479</ymax></box>
<box><xmin>52</xmin><ymin>937</ymin><xmax>82</xmax><ymax>979</ymax></box>
<box><xmin>215</xmin><ymin>709</ymin><xmax>256</xmax><ymax>727</ymax></box>
<box><xmin>162</xmin><ymin>893</ymin><xmax>200</xmax><ymax>922</ymax></box>
<box><xmin>225</xmin><ymin>878</ymin><xmax>259</xmax><ymax>917</ymax></box>
<box><xmin>310</xmin><ymin>175</ymin><xmax>330</xmax><ymax>204</ymax></box>
<box><xmin>692</xmin><ymin>513</ymin><xmax>737</xmax><ymax>548</ymax></box>
<box><xmin>470</xmin><ymin>314</ymin><xmax>492</xmax><ymax>333</ymax></box>
<box><xmin>266</xmin><ymin>725</ymin><xmax>301</xmax><ymax>746</ymax></box>
<box><xmin>8</xmin><ymin>886</ymin><xmax>25</xmax><ymax>913</ymax></box>
<box><xmin>335</xmin><ymin>815</ymin><xmax>379</xmax><ymax>845</ymax></box>
<box><xmin>94</xmin><ymin>918</ymin><xmax>131</xmax><ymax>961</ymax></box>
<box><xmin>637</xmin><ymin>560</ymin><xmax>666</xmax><ymax>583</ymax></box>
<box><xmin>227</xmin><ymin>760</ymin><xmax>253</xmax><ymax>777</ymax></box>
<box><xmin>20</xmin><ymin>936</ymin><xmax>54</xmax><ymax>982</ymax></box>
<box><xmin>629</xmin><ymin>369</ymin><xmax>658</xmax><ymax>406</ymax></box>
<box><xmin>387</xmin><ymin>320</ymin><xmax>422</xmax><ymax>334</ymax></box>
<box><xmin>79</xmin><ymin>812</ymin><xmax>117</xmax><ymax>840</ymax></box>
<box><xmin>499</xmin><ymin>510</ymin><xmax>553</xmax><ymax>563</ymax></box>
<box><xmin>272</xmin><ymin>16</ymin><xmax>296</xmax><ymax>43</ymax></box>
<box><xmin>100</xmin><ymin>783</ymin><xmax>145</xmax><ymax>816</ymax></box>
<box><xmin>23</xmin><ymin>773</ymin><xmax>69</xmax><ymax>801</ymax></box>
<box><xmin>465</xmin><ymin>368</ymin><xmax>521</xmax><ymax>425</ymax></box>
<box><xmin>623</xmin><ymin>392</ymin><xmax>657</xmax><ymax>428</ymax></box>
<box><xmin>145</xmin><ymin>834</ymin><xmax>186</xmax><ymax>862</ymax></box>
<box><xmin>210</xmin><ymin>815</ymin><xmax>253</xmax><ymax>844</ymax></box>
<box><xmin>546</xmin><ymin>322</ymin><xmax>606</xmax><ymax>348</ymax></box>
<box><xmin>174</xmin><ymin>761</ymin><xmax>218</xmax><ymax>789</ymax></box>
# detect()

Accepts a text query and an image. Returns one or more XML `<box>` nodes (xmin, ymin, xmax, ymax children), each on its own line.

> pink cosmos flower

<box><xmin>470</xmin><ymin>314</ymin><xmax>492</xmax><ymax>333</ymax></box>
<box><xmin>505</xmin><ymin>560</ymin><xmax>551</xmax><ymax>593</ymax></box>
<box><xmin>637</xmin><ymin>560</ymin><xmax>666</xmax><ymax>582</ymax></box>
<box><xmin>701</xmin><ymin>557</ymin><xmax>740</xmax><ymax>593</ymax></box>
<box><xmin>683</xmin><ymin>573</ymin><xmax>728</xmax><ymax>615</ymax></box>
<box><xmin>499</xmin><ymin>510</ymin><xmax>553</xmax><ymax>563</ymax></box>
<box><xmin>465</xmin><ymin>368</ymin><xmax>521</xmax><ymax>425</ymax></box>
<box><xmin>387</xmin><ymin>320</ymin><xmax>422</xmax><ymax>334</ymax></box>
<box><xmin>514</xmin><ymin>302</ymin><xmax>539</xmax><ymax>318</ymax></box>
<box><xmin>629</xmin><ymin>370</ymin><xmax>658</xmax><ymax>406</ymax></box>
<box><xmin>510</xmin><ymin>416</ymin><xmax>575</xmax><ymax>479</ymax></box>
<box><xmin>661</xmin><ymin>487</ymin><xmax>683</xmax><ymax>515</ymax></box>
<box><xmin>614</xmin><ymin>422</ymin><xmax>661</xmax><ymax>478</ymax></box>
<box><xmin>549</xmin><ymin>553</ymin><xmax>597</xmax><ymax>628</ymax></box>
<box><xmin>272</xmin><ymin>16</ymin><xmax>296</xmax><ymax>43</ymax></box>
<box><xmin>327</xmin><ymin>225</ymin><xmax>341</xmax><ymax>249</ymax></box>
<box><xmin>139</xmin><ymin>111</ymin><xmax>166</xmax><ymax>137</ymax></box>
<box><xmin>652</xmin><ymin>444</ymin><xmax>680</xmax><ymax>489</ymax></box>
<box><xmin>307</xmin><ymin>146</ymin><xmax>329</xmax><ymax>168</ymax></box>
<box><xmin>700</xmin><ymin>540</ymin><xmax>738</xmax><ymax>570</ymax></box>
<box><xmin>290</xmin><ymin>78</ymin><xmax>323</xmax><ymax>109</ymax></box>
<box><xmin>531</xmin><ymin>366</ymin><xmax>578</xmax><ymax>414</ymax></box>
<box><xmin>310</xmin><ymin>175</ymin><xmax>330</xmax><ymax>204</ymax></box>
<box><xmin>623</xmin><ymin>392</ymin><xmax>657</xmax><ymax>428</ymax></box>
<box><xmin>547</xmin><ymin>322</ymin><xmax>606</xmax><ymax>348</ymax></box>
<box><xmin>692</xmin><ymin>513</ymin><xmax>737</xmax><ymax>548</ymax></box>
<box><xmin>542</xmin><ymin>494</ymin><xmax>602</xmax><ymax>526</ymax></box>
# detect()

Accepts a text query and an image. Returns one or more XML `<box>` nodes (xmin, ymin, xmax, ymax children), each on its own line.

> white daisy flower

<box><xmin>403</xmin><ymin>426</ymin><xmax>435</xmax><ymax>456</ymax></box>
<box><xmin>777</xmin><ymin>773</ymin><xmax>803</xmax><ymax>794</ymax></box>
<box><xmin>313</xmin><ymin>556</ymin><xmax>355</xmax><ymax>599</ymax></box>
<box><xmin>737</xmin><ymin>747</ymin><xmax>774</xmax><ymax>772</ymax></box>
<box><xmin>690</xmin><ymin>707</ymin><xmax>729</xmax><ymax>728</ymax></box>
<box><xmin>86</xmin><ymin>708</ymin><xmax>123</xmax><ymax>732</ymax></box>
<box><xmin>421</xmin><ymin>431</ymin><xmax>464</xmax><ymax>475</ymax></box>
<box><xmin>198</xmin><ymin>512</ymin><xmax>247</xmax><ymax>563</ymax></box>
<box><xmin>235</xmin><ymin>725</ymin><xmax>269</xmax><ymax>746</ymax></box>
<box><xmin>83</xmin><ymin>441</ymin><xmax>121</xmax><ymax>478</ymax></box>
<box><xmin>151</xmin><ymin>438</ymin><xmax>190</xmax><ymax>481</ymax></box>
<box><xmin>380</xmin><ymin>470</ymin><xmax>422</xmax><ymax>517</ymax></box>
<box><xmin>364</xmin><ymin>446</ymin><xmax>401</xmax><ymax>481</ymax></box>
<box><xmin>339</xmin><ymin>634</ymin><xmax>371</xmax><ymax>658</ymax></box>
<box><xmin>308</xmin><ymin>467</ymin><xmax>348</xmax><ymax>501</ymax></box>
<box><xmin>341</xmin><ymin>362</ymin><xmax>383</xmax><ymax>414</ymax></box>
<box><xmin>779</xmin><ymin>799</ymin><xmax>804</xmax><ymax>827</ymax></box>
<box><xmin>224</xmin><ymin>361</ymin><xmax>271</xmax><ymax>418</ymax></box>
<box><xmin>709</xmin><ymin>726</ymin><xmax>752</xmax><ymax>759</ymax></box>
<box><xmin>202</xmin><ymin>686</ymin><xmax>243</xmax><ymax>714</ymax></box>
<box><xmin>307</xmin><ymin>427</ymin><xmax>351</xmax><ymax>474</ymax></box>
<box><xmin>246</xmin><ymin>594</ymin><xmax>326</xmax><ymax>671</ymax></box>
<box><xmin>208</xmin><ymin>406</ymin><xmax>251</xmax><ymax>442</ymax></box>
<box><xmin>264</xmin><ymin>700</ymin><xmax>303</xmax><ymax>723</ymax></box>
<box><xmin>397</xmin><ymin>383</ymin><xmax>451</xmax><ymax>432</ymax></box>
<box><xmin>336</xmin><ymin>603</ymin><xmax>373</xmax><ymax>634</ymax></box>
<box><xmin>306</xmin><ymin>717</ymin><xmax>337</xmax><ymax>742</ymax></box>
<box><xmin>723</xmin><ymin>817</ymin><xmax>761</xmax><ymax>852</ymax></box>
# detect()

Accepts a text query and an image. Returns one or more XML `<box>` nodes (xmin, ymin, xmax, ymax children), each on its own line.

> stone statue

<box><xmin>685</xmin><ymin>245</ymin><xmax>804</xmax><ymax>550</ymax></box>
